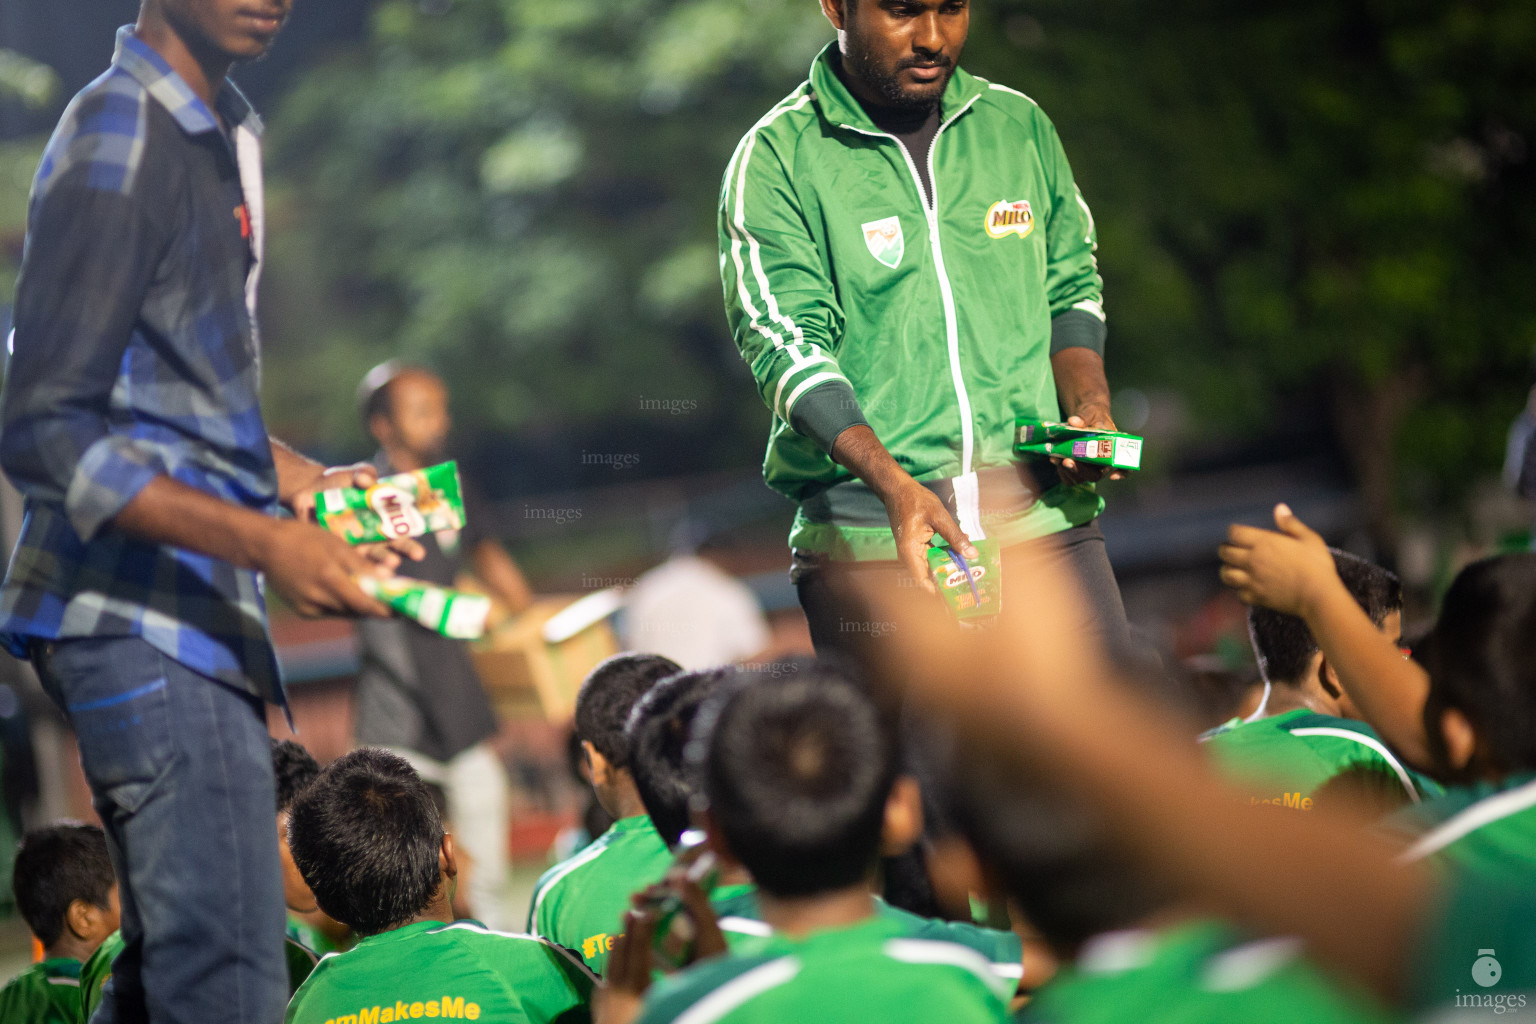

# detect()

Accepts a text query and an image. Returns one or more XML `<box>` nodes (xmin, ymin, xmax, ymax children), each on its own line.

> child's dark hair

<box><xmin>1417</xmin><ymin>554</ymin><xmax>1536</xmax><ymax>776</ymax></box>
<box><xmin>625</xmin><ymin>666</ymin><xmax>739</xmax><ymax>847</ymax></box>
<box><xmin>575</xmin><ymin>653</ymin><xmax>682</xmax><ymax>769</ymax></box>
<box><xmin>697</xmin><ymin>667</ymin><xmax>896</xmax><ymax>898</ymax></box>
<box><xmin>287</xmin><ymin>748</ymin><xmax>445</xmax><ymax>936</ymax></box>
<box><xmin>272</xmin><ymin>738</ymin><xmax>321</xmax><ymax>815</ymax></box>
<box><xmin>13</xmin><ymin>823</ymin><xmax>114</xmax><ymax>947</ymax></box>
<box><xmin>935</xmin><ymin>733</ymin><xmax>1174</xmax><ymax>959</ymax></box>
<box><xmin>1249</xmin><ymin>550</ymin><xmax>1401</xmax><ymax>686</ymax></box>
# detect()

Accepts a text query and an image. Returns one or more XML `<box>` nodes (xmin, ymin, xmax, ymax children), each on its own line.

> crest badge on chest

<box><xmin>862</xmin><ymin>216</ymin><xmax>905</xmax><ymax>269</ymax></box>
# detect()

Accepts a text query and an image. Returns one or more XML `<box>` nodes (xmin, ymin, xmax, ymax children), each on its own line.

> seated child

<box><xmin>935</xmin><ymin>731</ymin><xmax>1395</xmax><ymax>1024</ymax></box>
<box><xmin>1</xmin><ymin>823</ymin><xmax>118</xmax><ymax>1024</ymax></box>
<box><xmin>601</xmin><ymin>673</ymin><xmax>1012</xmax><ymax>1024</ymax></box>
<box><xmin>285</xmin><ymin>748</ymin><xmax>594</xmax><ymax>1024</ymax></box>
<box><xmin>528</xmin><ymin>653</ymin><xmax>681</xmax><ymax>973</ymax></box>
<box><xmin>1202</xmin><ymin>550</ymin><xmax>1436</xmax><ymax>810</ymax></box>
<box><xmin>1220</xmin><ymin>507</ymin><xmax>1536</xmax><ymax>880</ymax></box>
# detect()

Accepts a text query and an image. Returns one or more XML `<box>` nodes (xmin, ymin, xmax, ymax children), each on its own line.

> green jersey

<box><xmin>1021</xmin><ymin>921</ymin><xmax>1393</xmax><ymax>1024</ymax></box>
<box><xmin>722</xmin><ymin>44</ymin><xmax>1107</xmax><ymax>560</ymax></box>
<box><xmin>80</xmin><ymin>929</ymin><xmax>318</xmax><ymax>1018</ymax></box>
<box><xmin>527</xmin><ymin>814</ymin><xmax>673</xmax><ymax>974</ymax></box>
<box><xmin>1201</xmin><ymin>710</ymin><xmax>1435</xmax><ymax>810</ymax></box>
<box><xmin>285</xmin><ymin>920</ymin><xmax>593</xmax><ymax>1024</ymax></box>
<box><xmin>711</xmin><ymin>886</ymin><xmax>1023</xmax><ymax>989</ymax></box>
<box><xmin>1391</xmin><ymin>774</ymin><xmax>1536</xmax><ymax>882</ymax></box>
<box><xmin>78</xmin><ymin>931</ymin><xmax>122</xmax><ymax>1020</ymax></box>
<box><xmin>0</xmin><ymin>958</ymin><xmax>82</xmax><ymax>1024</ymax></box>
<box><xmin>636</xmin><ymin>914</ymin><xmax>1010</xmax><ymax>1024</ymax></box>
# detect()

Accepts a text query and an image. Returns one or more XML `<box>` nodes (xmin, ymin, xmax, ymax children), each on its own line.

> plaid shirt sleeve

<box><xmin>0</xmin><ymin>171</ymin><xmax>170</xmax><ymax>541</ymax></box>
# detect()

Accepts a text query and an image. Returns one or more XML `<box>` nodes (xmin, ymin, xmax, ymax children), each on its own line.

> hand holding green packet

<box><xmin>315</xmin><ymin>461</ymin><xmax>466</xmax><ymax>544</ymax></box>
<box><xmin>925</xmin><ymin>538</ymin><xmax>1002</xmax><ymax>620</ymax></box>
<box><xmin>1014</xmin><ymin>417</ymin><xmax>1143</xmax><ymax>471</ymax></box>
<box><xmin>358</xmin><ymin>576</ymin><xmax>491</xmax><ymax>640</ymax></box>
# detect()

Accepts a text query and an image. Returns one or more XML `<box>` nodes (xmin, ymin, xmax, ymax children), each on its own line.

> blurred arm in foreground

<box><xmin>855</xmin><ymin>545</ymin><xmax>1437</xmax><ymax>1006</ymax></box>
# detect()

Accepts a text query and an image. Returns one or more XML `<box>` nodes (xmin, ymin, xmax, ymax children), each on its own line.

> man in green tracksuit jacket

<box><xmin>720</xmin><ymin>0</ymin><xmax>1132</xmax><ymax>655</ymax></box>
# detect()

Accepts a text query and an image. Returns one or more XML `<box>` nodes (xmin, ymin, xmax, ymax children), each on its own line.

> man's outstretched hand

<box><xmin>1218</xmin><ymin>503</ymin><xmax>1340</xmax><ymax>617</ymax></box>
<box><xmin>883</xmin><ymin>476</ymin><xmax>977</xmax><ymax>595</ymax></box>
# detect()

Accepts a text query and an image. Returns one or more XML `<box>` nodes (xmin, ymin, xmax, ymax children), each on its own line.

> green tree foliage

<box><xmin>963</xmin><ymin>0</ymin><xmax>1536</xmax><ymax>545</ymax></box>
<box><xmin>261</xmin><ymin>0</ymin><xmax>830</xmax><ymax>450</ymax></box>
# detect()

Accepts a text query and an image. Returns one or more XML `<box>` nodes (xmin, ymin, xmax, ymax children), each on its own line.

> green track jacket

<box><xmin>720</xmin><ymin>44</ymin><xmax>1108</xmax><ymax>561</ymax></box>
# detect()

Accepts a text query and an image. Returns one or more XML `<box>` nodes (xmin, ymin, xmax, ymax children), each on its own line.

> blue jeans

<box><xmin>35</xmin><ymin>636</ymin><xmax>287</xmax><ymax>1024</ymax></box>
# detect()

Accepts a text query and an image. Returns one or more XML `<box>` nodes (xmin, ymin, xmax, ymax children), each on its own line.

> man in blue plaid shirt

<box><xmin>0</xmin><ymin>3</ymin><xmax>421</xmax><ymax>1021</ymax></box>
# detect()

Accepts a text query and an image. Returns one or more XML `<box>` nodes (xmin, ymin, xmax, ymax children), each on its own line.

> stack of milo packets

<box><xmin>313</xmin><ymin>461</ymin><xmax>491</xmax><ymax>640</ymax></box>
<box><xmin>1013</xmin><ymin>416</ymin><xmax>1144</xmax><ymax>471</ymax></box>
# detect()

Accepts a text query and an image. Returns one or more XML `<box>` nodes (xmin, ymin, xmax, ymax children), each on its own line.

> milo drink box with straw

<box><xmin>358</xmin><ymin>576</ymin><xmax>492</xmax><ymax>641</ymax></box>
<box><xmin>926</xmin><ymin>538</ymin><xmax>1003</xmax><ymax>621</ymax></box>
<box><xmin>1014</xmin><ymin>418</ymin><xmax>1144</xmax><ymax>471</ymax></box>
<box><xmin>315</xmin><ymin>461</ymin><xmax>465</xmax><ymax>544</ymax></box>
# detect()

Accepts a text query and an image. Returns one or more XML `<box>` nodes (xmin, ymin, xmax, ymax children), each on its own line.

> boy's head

<box><xmin>935</xmin><ymin>736</ymin><xmax>1175</xmax><ymax>960</ymax></box>
<box><xmin>273</xmin><ymin>738</ymin><xmax>322</xmax><ymax>914</ymax></box>
<box><xmin>13</xmin><ymin>823</ymin><xmax>119</xmax><ymax>960</ymax></box>
<box><xmin>1248</xmin><ymin>550</ymin><xmax>1401</xmax><ymax>716</ymax></box>
<box><xmin>287</xmin><ymin>748</ymin><xmax>456</xmax><ymax>936</ymax></box>
<box><xmin>1417</xmin><ymin>554</ymin><xmax>1536</xmax><ymax>780</ymax></box>
<box><xmin>574</xmin><ymin>653</ymin><xmax>682</xmax><ymax>817</ymax></box>
<box><xmin>625</xmin><ymin>666</ymin><xmax>739</xmax><ymax>847</ymax></box>
<box><xmin>697</xmin><ymin>668</ymin><xmax>899</xmax><ymax>899</ymax></box>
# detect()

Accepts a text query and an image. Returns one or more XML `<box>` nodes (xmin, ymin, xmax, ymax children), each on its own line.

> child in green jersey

<box><xmin>1219</xmin><ymin>507</ymin><xmax>1536</xmax><ymax>880</ymax></box>
<box><xmin>598</xmin><ymin>671</ymin><xmax>1011</xmax><ymax>1024</ymax></box>
<box><xmin>285</xmin><ymin>749</ymin><xmax>594</xmax><ymax>1024</ymax></box>
<box><xmin>932</xmin><ymin>731</ymin><xmax>1393</xmax><ymax>1024</ymax></box>
<box><xmin>528</xmin><ymin>654</ymin><xmax>682</xmax><ymax>973</ymax></box>
<box><xmin>1201</xmin><ymin>550</ymin><xmax>1437</xmax><ymax>811</ymax></box>
<box><xmin>864</xmin><ymin>518</ymin><xmax>1536</xmax><ymax>1014</ymax></box>
<box><xmin>1</xmin><ymin>823</ymin><xmax>119</xmax><ymax>1024</ymax></box>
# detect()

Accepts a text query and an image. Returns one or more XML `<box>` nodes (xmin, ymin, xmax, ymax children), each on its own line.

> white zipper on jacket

<box><xmin>839</xmin><ymin>92</ymin><xmax>986</xmax><ymax>539</ymax></box>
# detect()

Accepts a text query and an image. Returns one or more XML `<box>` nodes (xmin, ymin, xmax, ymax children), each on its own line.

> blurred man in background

<box><xmin>352</xmin><ymin>362</ymin><xmax>536</xmax><ymax>928</ymax></box>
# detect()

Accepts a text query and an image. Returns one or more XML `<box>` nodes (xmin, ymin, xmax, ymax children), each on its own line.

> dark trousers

<box><xmin>34</xmin><ymin>637</ymin><xmax>287</xmax><ymax>1024</ymax></box>
<box><xmin>795</xmin><ymin>519</ymin><xmax>1133</xmax><ymax>665</ymax></box>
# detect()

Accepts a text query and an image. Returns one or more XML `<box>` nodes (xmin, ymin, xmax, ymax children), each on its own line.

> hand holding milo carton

<box><xmin>314</xmin><ymin>461</ymin><xmax>466</xmax><ymax>544</ymax></box>
<box><xmin>925</xmin><ymin>537</ymin><xmax>1003</xmax><ymax>621</ymax></box>
<box><xmin>312</xmin><ymin>461</ymin><xmax>490</xmax><ymax>639</ymax></box>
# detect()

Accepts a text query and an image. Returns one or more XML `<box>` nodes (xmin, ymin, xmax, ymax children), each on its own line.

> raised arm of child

<box><xmin>1218</xmin><ymin>503</ymin><xmax>1434</xmax><ymax>769</ymax></box>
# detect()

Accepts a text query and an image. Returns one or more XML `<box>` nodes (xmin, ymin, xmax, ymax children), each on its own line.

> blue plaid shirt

<box><xmin>0</xmin><ymin>28</ymin><xmax>283</xmax><ymax>701</ymax></box>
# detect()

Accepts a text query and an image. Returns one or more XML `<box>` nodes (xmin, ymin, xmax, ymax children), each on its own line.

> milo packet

<box><xmin>358</xmin><ymin>576</ymin><xmax>491</xmax><ymax>640</ymax></box>
<box><xmin>925</xmin><ymin>538</ymin><xmax>1002</xmax><ymax>620</ymax></box>
<box><xmin>1014</xmin><ymin>418</ymin><xmax>1143</xmax><ymax>471</ymax></box>
<box><xmin>315</xmin><ymin>461</ymin><xmax>465</xmax><ymax>544</ymax></box>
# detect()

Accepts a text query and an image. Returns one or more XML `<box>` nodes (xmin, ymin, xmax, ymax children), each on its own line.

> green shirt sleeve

<box><xmin>1036</xmin><ymin>113</ymin><xmax>1107</xmax><ymax>356</ymax></box>
<box><xmin>719</xmin><ymin>109</ymin><xmax>868</xmax><ymax>454</ymax></box>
